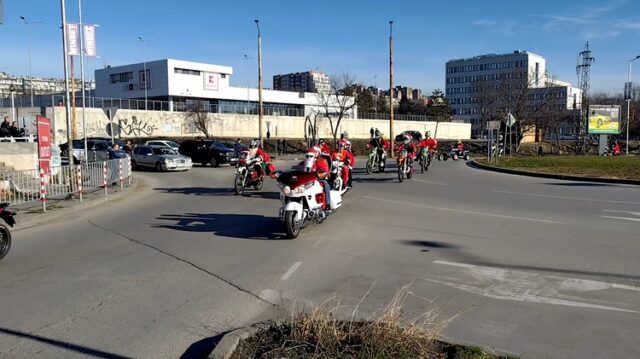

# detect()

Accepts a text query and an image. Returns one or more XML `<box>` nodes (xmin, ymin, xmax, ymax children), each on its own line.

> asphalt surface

<box><xmin>1</xmin><ymin>158</ymin><xmax>639</xmax><ymax>358</ymax></box>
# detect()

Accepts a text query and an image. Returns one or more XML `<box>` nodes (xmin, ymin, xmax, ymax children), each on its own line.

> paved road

<box><xmin>1</xmin><ymin>158</ymin><xmax>639</xmax><ymax>358</ymax></box>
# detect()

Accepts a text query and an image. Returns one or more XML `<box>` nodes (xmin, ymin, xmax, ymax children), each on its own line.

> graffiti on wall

<box><xmin>119</xmin><ymin>116</ymin><xmax>157</xmax><ymax>136</ymax></box>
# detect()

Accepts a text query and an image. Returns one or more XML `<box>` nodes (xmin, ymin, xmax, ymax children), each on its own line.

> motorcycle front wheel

<box><xmin>0</xmin><ymin>225</ymin><xmax>11</xmax><ymax>261</ymax></box>
<box><xmin>397</xmin><ymin>163</ymin><xmax>404</xmax><ymax>183</ymax></box>
<box><xmin>253</xmin><ymin>177</ymin><xmax>264</xmax><ymax>190</ymax></box>
<box><xmin>284</xmin><ymin>211</ymin><xmax>301</xmax><ymax>239</ymax></box>
<box><xmin>420</xmin><ymin>159</ymin><xmax>425</xmax><ymax>173</ymax></box>
<box><xmin>365</xmin><ymin>159</ymin><xmax>373</xmax><ymax>175</ymax></box>
<box><xmin>234</xmin><ymin>173</ymin><xmax>246</xmax><ymax>195</ymax></box>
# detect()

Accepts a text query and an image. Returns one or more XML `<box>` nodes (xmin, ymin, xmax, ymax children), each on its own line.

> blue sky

<box><xmin>1</xmin><ymin>0</ymin><xmax>639</xmax><ymax>94</ymax></box>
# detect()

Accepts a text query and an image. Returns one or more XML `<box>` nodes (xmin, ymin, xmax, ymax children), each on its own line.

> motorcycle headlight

<box><xmin>280</xmin><ymin>184</ymin><xmax>291</xmax><ymax>195</ymax></box>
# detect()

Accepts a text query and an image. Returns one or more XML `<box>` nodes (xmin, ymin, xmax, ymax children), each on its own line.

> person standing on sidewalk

<box><xmin>282</xmin><ymin>138</ymin><xmax>288</xmax><ymax>155</ymax></box>
<box><xmin>276</xmin><ymin>139</ymin><xmax>282</xmax><ymax>156</ymax></box>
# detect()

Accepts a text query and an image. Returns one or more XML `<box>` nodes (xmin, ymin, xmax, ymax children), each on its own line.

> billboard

<box><xmin>37</xmin><ymin>116</ymin><xmax>52</xmax><ymax>173</ymax></box>
<box><xmin>588</xmin><ymin>105</ymin><xmax>621</xmax><ymax>134</ymax></box>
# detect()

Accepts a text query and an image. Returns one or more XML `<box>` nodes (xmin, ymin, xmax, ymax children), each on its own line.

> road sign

<box><xmin>486</xmin><ymin>120</ymin><xmax>501</xmax><ymax>130</ymax></box>
<box><xmin>588</xmin><ymin>105</ymin><xmax>621</xmax><ymax>134</ymax></box>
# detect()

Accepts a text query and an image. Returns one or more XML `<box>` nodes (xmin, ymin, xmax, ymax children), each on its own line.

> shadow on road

<box><xmin>179</xmin><ymin>330</ymin><xmax>229</xmax><ymax>359</ymax></box>
<box><xmin>353</xmin><ymin>177</ymin><xmax>396</xmax><ymax>183</ymax></box>
<box><xmin>400</xmin><ymin>239</ymin><xmax>458</xmax><ymax>249</ymax></box>
<box><xmin>154</xmin><ymin>212</ymin><xmax>285</xmax><ymax>240</ymax></box>
<box><xmin>0</xmin><ymin>327</ymin><xmax>134</xmax><ymax>359</ymax></box>
<box><xmin>154</xmin><ymin>187</ymin><xmax>280</xmax><ymax>200</ymax></box>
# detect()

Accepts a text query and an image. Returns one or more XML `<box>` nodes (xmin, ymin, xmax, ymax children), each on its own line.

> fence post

<box><xmin>103</xmin><ymin>161</ymin><xmax>108</xmax><ymax>196</ymax></box>
<box><xmin>39</xmin><ymin>169</ymin><xmax>47</xmax><ymax>212</ymax></box>
<box><xmin>119</xmin><ymin>159</ymin><xmax>124</xmax><ymax>190</ymax></box>
<box><xmin>127</xmin><ymin>157</ymin><xmax>132</xmax><ymax>185</ymax></box>
<box><xmin>77</xmin><ymin>164</ymin><xmax>83</xmax><ymax>202</ymax></box>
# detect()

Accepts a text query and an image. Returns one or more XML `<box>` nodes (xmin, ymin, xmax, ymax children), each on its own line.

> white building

<box><xmin>446</xmin><ymin>50</ymin><xmax>548</xmax><ymax>136</ymax></box>
<box><xmin>95</xmin><ymin>59</ymin><xmax>352</xmax><ymax>117</ymax></box>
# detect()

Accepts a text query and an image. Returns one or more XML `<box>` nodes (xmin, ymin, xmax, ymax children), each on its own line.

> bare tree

<box><xmin>186</xmin><ymin>101</ymin><xmax>212</xmax><ymax>138</ymax></box>
<box><xmin>304</xmin><ymin>111</ymin><xmax>320</xmax><ymax>148</ymax></box>
<box><xmin>317</xmin><ymin>73</ymin><xmax>358</xmax><ymax>145</ymax></box>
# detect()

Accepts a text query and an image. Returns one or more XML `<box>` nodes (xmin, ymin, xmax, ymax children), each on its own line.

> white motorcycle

<box><xmin>274</xmin><ymin>158</ymin><xmax>343</xmax><ymax>239</ymax></box>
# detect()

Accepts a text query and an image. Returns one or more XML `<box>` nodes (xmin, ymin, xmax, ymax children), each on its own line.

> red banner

<box><xmin>37</xmin><ymin>116</ymin><xmax>52</xmax><ymax>173</ymax></box>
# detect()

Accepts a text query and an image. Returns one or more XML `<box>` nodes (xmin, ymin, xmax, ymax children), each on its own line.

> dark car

<box><xmin>178</xmin><ymin>139</ymin><xmax>238</xmax><ymax>167</ymax></box>
<box><xmin>395</xmin><ymin>130</ymin><xmax>423</xmax><ymax>143</ymax></box>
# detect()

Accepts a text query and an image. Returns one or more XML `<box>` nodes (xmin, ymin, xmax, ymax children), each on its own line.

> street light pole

<box><xmin>255</xmin><ymin>20</ymin><xmax>264</xmax><ymax>145</ymax></box>
<box><xmin>78</xmin><ymin>0</ymin><xmax>88</xmax><ymax>161</ymax></box>
<box><xmin>626</xmin><ymin>55</ymin><xmax>640</xmax><ymax>155</ymax></box>
<box><xmin>138</xmin><ymin>37</ymin><xmax>148</xmax><ymax>110</ymax></box>
<box><xmin>389</xmin><ymin>20</ymin><xmax>394</xmax><ymax>158</ymax></box>
<box><xmin>60</xmin><ymin>0</ymin><xmax>73</xmax><ymax>152</ymax></box>
<box><xmin>244</xmin><ymin>54</ymin><xmax>251</xmax><ymax>114</ymax></box>
<box><xmin>20</xmin><ymin>16</ymin><xmax>42</xmax><ymax>107</ymax></box>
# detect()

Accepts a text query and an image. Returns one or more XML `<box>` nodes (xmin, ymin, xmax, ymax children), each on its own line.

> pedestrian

<box><xmin>124</xmin><ymin>140</ymin><xmax>134</xmax><ymax>154</ymax></box>
<box><xmin>10</xmin><ymin>121</ymin><xmax>25</xmax><ymax>138</ymax></box>
<box><xmin>282</xmin><ymin>138</ymin><xmax>288</xmax><ymax>155</ymax></box>
<box><xmin>0</xmin><ymin>116</ymin><xmax>11</xmax><ymax>137</ymax></box>
<box><xmin>276</xmin><ymin>139</ymin><xmax>282</xmax><ymax>155</ymax></box>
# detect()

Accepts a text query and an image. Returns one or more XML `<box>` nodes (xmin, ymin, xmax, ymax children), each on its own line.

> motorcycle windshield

<box><xmin>277</xmin><ymin>171</ymin><xmax>317</xmax><ymax>190</ymax></box>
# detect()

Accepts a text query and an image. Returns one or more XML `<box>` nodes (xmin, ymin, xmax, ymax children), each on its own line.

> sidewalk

<box><xmin>12</xmin><ymin>180</ymin><xmax>139</xmax><ymax>231</ymax></box>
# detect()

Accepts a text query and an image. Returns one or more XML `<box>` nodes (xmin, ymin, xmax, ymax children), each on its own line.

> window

<box><xmin>174</xmin><ymin>68</ymin><xmax>201</xmax><ymax>75</ymax></box>
<box><xmin>110</xmin><ymin>72</ymin><xmax>133</xmax><ymax>84</ymax></box>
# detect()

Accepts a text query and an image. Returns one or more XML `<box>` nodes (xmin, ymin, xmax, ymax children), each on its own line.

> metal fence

<box><xmin>358</xmin><ymin>112</ymin><xmax>449</xmax><ymax>122</ymax></box>
<box><xmin>0</xmin><ymin>158</ymin><xmax>133</xmax><ymax>210</ymax></box>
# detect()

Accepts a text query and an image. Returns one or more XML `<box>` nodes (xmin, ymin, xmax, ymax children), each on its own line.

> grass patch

<box><xmin>230</xmin><ymin>286</ymin><xmax>514</xmax><ymax>359</ymax></box>
<box><xmin>477</xmin><ymin>156</ymin><xmax>640</xmax><ymax>180</ymax></box>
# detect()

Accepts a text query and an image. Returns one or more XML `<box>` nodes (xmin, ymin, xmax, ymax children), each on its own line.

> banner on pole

<box><xmin>37</xmin><ymin>116</ymin><xmax>52</xmax><ymax>174</ymax></box>
<box><xmin>83</xmin><ymin>24</ymin><xmax>97</xmax><ymax>57</ymax></box>
<box><xmin>66</xmin><ymin>23</ymin><xmax>80</xmax><ymax>56</ymax></box>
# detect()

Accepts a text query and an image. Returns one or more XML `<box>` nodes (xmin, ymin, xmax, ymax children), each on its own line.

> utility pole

<box><xmin>576</xmin><ymin>41</ymin><xmax>595</xmax><ymax>154</ymax></box>
<box><xmin>255</xmin><ymin>20</ymin><xmax>264</xmax><ymax>146</ymax></box>
<box><xmin>60</xmin><ymin>0</ymin><xmax>73</xmax><ymax>153</ymax></box>
<box><xmin>137</xmin><ymin>37</ymin><xmax>148</xmax><ymax>110</ymax></box>
<box><xmin>78</xmin><ymin>0</ymin><xmax>88</xmax><ymax>161</ymax></box>
<box><xmin>626</xmin><ymin>55</ymin><xmax>640</xmax><ymax>155</ymax></box>
<box><xmin>389</xmin><ymin>20</ymin><xmax>394</xmax><ymax>158</ymax></box>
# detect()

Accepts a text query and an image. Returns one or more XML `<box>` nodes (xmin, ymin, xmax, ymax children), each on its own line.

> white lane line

<box><xmin>429</xmin><ymin>260</ymin><xmax>640</xmax><ymax>313</ymax></box>
<box><xmin>411</xmin><ymin>178</ymin><xmax>447</xmax><ymax>186</ymax></box>
<box><xmin>603</xmin><ymin>210</ymin><xmax>640</xmax><ymax>216</ymax></box>
<box><xmin>493</xmin><ymin>190</ymin><xmax>640</xmax><ymax>205</ymax></box>
<box><xmin>598</xmin><ymin>215</ymin><xmax>640</xmax><ymax>222</ymax></box>
<box><xmin>312</xmin><ymin>238</ymin><xmax>324</xmax><ymax>248</ymax></box>
<box><xmin>281</xmin><ymin>261</ymin><xmax>303</xmax><ymax>281</ymax></box>
<box><xmin>359</xmin><ymin>195</ymin><xmax>565</xmax><ymax>224</ymax></box>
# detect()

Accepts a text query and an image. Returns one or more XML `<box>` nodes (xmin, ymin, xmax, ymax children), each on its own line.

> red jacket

<box><xmin>253</xmin><ymin>147</ymin><xmax>270</xmax><ymax>162</ymax></box>
<box><xmin>397</xmin><ymin>143</ymin><xmax>417</xmax><ymax>158</ymax></box>
<box><xmin>319</xmin><ymin>143</ymin><xmax>331</xmax><ymax>155</ymax></box>
<box><xmin>419</xmin><ymin>138</ymin><xmax>438</xmax><ymax>152</ymax></box>
<box><xmin>316</xmin><ymin>156</ymin><xmax>329</xmax><ymax>173</ymax></box>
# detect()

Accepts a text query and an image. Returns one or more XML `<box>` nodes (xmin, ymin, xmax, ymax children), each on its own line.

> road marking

<box><xmin>493</xmin><ymin>190</ymin><xmax>640</xmax><ymax>206</ymax></box>
<box><xmin>598</xmin><ymin>210</ymin><xmax>640</xmax><ymax>222</ymax></box>
<box><xmin>259</xmin><ymin>289</ymin><xmax>282</xmax><ymax>303</ymax></box>
<box><xmin>313</xmin><ymin>238</ymin><xmax>324</xmax><ymax>248</ymax></box>
<box><xmin>281</xmin><ymin>261</ymin><xmax>303</xmax><ymax>281</ymax></box>
<box><xmin>426</xmin><ymin>260</ymin><xmax>639</xmax><ymax>313</ymax></box>
<box><xmin>359</xmin><ymin>195</ymin><xmax>565</xmax><ymax>224</ymax></box>
<box><xmin>411</xmin><ymin>178</ymin><xmax>447</xmax><ymax>186</ymax></box>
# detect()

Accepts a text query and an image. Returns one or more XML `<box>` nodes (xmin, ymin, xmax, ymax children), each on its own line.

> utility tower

<box><xmin>576</xmin><ymin>41</ymin><xmax>595</xmax><ymax>153</ymax></box>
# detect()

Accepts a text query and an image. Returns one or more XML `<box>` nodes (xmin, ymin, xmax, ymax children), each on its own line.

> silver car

<box><xmin>132</xmin><ymin>145</ymin><xmax>192</xmax><ymax>172</ymax></box>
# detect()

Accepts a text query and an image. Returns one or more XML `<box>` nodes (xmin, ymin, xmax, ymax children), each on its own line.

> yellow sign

<box><xmin>588</xmin><ymin>106</ymin><xmax>621</xmax><ymax>134</ymax></box>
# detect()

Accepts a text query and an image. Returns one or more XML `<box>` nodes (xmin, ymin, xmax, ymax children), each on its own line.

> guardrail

<box><xmin>0</xmin><ymin>158</ymin><xmax>132</xmax><ymax>210</ymax></box>
<box><xmin>0</xmin><ymin>135</ymin><xmax>36</xmax><ymax>143</ymax></box>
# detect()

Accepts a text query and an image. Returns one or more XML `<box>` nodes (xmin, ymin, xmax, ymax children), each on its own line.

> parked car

<box><xmin>395</xmin><ymin>130</ymin><xmax>423</xmax><ymax>143</ymax></box>
<box><xmin>132</xmin><ymin>145</ymin><xmax>192</xmax><ymax>172</ymax></box>
<box><xmin>221</xmin><ymin>141</ymin><xmax>248</xmax><ymax>155</ymax></box>
<box><xmin>178</xmin><ymin>139</ymin><xmax>238</xmax><ymax>167</ymax></box>
<box><xmin>60</xmin><ymin>138</ymin><xmax>128</xmax><ymax>163</ymax></box>
<box><xmin>144</xmin><ymin>140</ymin><xmax>180</xmax><ymax>151</ymax></box>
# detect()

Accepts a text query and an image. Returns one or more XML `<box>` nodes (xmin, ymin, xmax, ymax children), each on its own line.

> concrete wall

<box><xmin>0</xmin><ymin>143</ymin><xmax>37</xmax><ymax>171</ymax></box>
<box><xmin>47</xmin><ymin>107</ymin><xmax>471</xmax><ymax>144</ymax></box>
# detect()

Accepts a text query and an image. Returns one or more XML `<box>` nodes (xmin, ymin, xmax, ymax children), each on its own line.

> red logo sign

<box><xmin>37</xmin><ymin>116</ymin><xmax>52</xmax><ymax>173</ymax></box>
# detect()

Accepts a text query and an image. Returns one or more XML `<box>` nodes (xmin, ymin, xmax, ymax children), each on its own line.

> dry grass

<box><xmin>230</xmin><ymin>285</ymin><xmax>493</xmax><ymax>359</ymax></box>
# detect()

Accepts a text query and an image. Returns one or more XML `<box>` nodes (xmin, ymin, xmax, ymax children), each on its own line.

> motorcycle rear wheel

<box><xmin>234</xmin><ymin>173</ymin><xmax>246</xmax><ymax>195</ymax></box>
<box><xmin>0</xmin><ymin>225</ymin><xmax>11</xmax><ymax>261</ymax></box>
<box><xmin>284</xmin><ymin>211</ymin><xmax>301</xmax><ymax>239</ymax></box>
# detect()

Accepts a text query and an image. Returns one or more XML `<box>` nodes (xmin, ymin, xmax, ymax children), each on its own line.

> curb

<box><xmin>14</xmin><ymin>180</ymin><xmax>140</xmax><ymax>232</ymax></box>
<box><xmin>209</xmin><ymin>322</ymin><xmax>273</xmax><ymax>359</ymax></box>
<box><xmin>470</xmin><ymin>160</ymin><xmax>640</xmax><ymax>185</ymax></box>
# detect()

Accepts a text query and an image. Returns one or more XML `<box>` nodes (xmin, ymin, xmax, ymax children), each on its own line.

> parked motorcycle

<box><xmin>417</xmin><ymin>147</ymin><xmax>432</xmax><ymax>173</ymax></box>
<box><xmin>274</xmin><ymin>170</ymin><xmax>343</xmax><ymax>239</ymax></box>
<box><xmin>365</xmin><ymin>147</ymin><xmax>386</xmax><ymax>174</ymax></box>
<box><xmin>397</xmin><ymin>150</ymin><xmax>412</xmax><ymax>182</ymax></box>
<box><xmin>234</xmin><ymin>151</ymin><xmax>264</xmax><ymax>195</ymax></box>
<box><xmin>438</xmin><ymin>147</ymin><xmax>469</xmax><ymax>161</ymax></box>
<box><xmin>0</xmin><ymin>203</ymin><xmax>16</xmax><ymax>262</ymax></box>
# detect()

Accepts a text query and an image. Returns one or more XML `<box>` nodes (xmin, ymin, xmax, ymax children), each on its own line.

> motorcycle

<box><xmin>234</xmin><ymin>151</ymin><xmax>264</xmax><ymax>195</ymax></box>
<box><xmin>329</xmin><ymin>154</ymin><xmax>350</xmax><ymax>193</ymax></box>
<box><xmin>397</xmin><ymin>150</ymin><xmax>413</xmax><ymax>182</ymax></box>
<box><xmin>274</xmin><ymin>168</ymin><xmax>343</xmax><ymax>239</ymax></box>
<box><xmin>439</xmin><ymin>147</ymin><xmax>469</xmax><ymax>161</ymax></box>
<box><xmin>0</xmin><ymin>203</ymin><xmax>16</xmax><ymax>262</ymax></box>
<box><xmin>417</xmin><ymin>147</ymin><xmax>432</xmax><ymax>173</ymax></box>
<box><xmin>365</xmin><ymin>147</ymin><xmax>386</xmax><ymax>174</ymax></box>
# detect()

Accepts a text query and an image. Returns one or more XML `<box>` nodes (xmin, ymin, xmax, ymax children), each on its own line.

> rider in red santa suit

<box><xmin>302</xmin><ymin>148</ymin><xmax>332</xmax><ymax>210</ymax></box>
<box><xmin>248</xmin><ymin>139</ymin><xmax>269</xmax><ymax>176</ymax></box>
<box><xmin>332</xmin><ymin>140</ymin><xmax>354</xmax><ymax>189</ymax></box>
<box><xmin>418</xmin><ymin>131</ymin><xmax>438</xmax><ymax>154</ymax></box>
<box><xmin>397</xmin><ymin>134</ymin><xmax>417</xmax><ymax>173</ymax></box>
